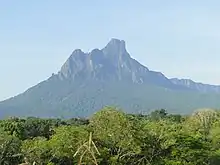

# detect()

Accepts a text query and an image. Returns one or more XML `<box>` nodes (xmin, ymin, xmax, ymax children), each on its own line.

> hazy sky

<box><xmin>1</xmin><ymin>0</ymin><xmax>220</xmax><ymax>100</ymax></box>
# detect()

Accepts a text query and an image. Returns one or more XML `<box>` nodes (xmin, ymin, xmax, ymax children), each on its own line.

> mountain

<box><xmin>0</xmin><ymin>38</ymin><xmax>220</xmax><ymax>118</ymax></box>
<box><xmin>170</xmin><ymin>78</ymin><xmax>220</xmax><ymax>93</ymax></box>
<box><xmin>58</xmin><ymin>39</ymin><xmax>186</xmax><ymax>89</ymax></box>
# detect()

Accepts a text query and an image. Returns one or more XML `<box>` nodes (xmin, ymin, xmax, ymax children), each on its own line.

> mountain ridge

<box><xmin>57</xmin><ymin>38</ymin><xmax>220</xmax><ymax>92</ymax></box>
<box><xmin>170</xmin><ymin>78</ymin><xmax>220</xmax><ymax>93</ymax></box>
<box><xmin>0</xmin><ymin>38</ymin><xmax>220</xmax><ymax>118</ymax></box>
<box><xmin>57</xmin><ymin>39</ymin><xmax>187</xmax><ymax>90</ymax></box>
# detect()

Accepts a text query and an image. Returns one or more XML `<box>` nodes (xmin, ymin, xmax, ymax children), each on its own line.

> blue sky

<box><xmin>0</xmin><ymin>0</ymin><xmax>220</xmax><ymax>100</ymax></box>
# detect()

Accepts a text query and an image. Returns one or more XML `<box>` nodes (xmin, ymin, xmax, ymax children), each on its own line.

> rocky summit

<box><xmin>58</xmin><ymin>39</ymin><xmax>183</xmax><ymax>88</ymax></box>
<box><xmin>0</xmin><ymin>38</ymin><xmax>220</xmax><ymax>118</ymax></box>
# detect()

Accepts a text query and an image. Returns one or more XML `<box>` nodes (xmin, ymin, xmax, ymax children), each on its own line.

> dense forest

<box><xmin>1</xmin><ymin>107</ymin><xmax>220</xmax><ymax>165</ymax></box>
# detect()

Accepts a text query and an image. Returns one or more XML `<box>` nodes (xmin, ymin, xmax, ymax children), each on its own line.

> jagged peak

<box><xmin>104</xmin><ymin>38</ymin><xmax>127</xmax><ymax>54</ymax></box>
<box><xmin>90</xmin><ymin>48</ymin><xmax>101</xmax><ymax>54</ymax></box>
<box><xmin>71</xmin><ymin>49</ymin><xmax>84</xmax><ymax>55</ymax></box>
<box><xmin>67</xmin><ymin>49</ymin><xmax>87</xmax><ymax>62</ymax></box>
<box><xmin>108</xmin><ymin>38</ymin><xmax>126</xmax><ymax>46</ymax></box>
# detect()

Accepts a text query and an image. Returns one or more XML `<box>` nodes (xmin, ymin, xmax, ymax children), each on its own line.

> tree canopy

<box><xmin>0</xmin><ymin>107</ymin><xmax>220</xmax><ymax>164</ymax></box>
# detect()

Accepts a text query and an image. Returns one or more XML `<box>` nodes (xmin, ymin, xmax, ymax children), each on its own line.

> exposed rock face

<box><xmin>58</xmin><ymin>38</ymin><xmax>176</xmax><ymax>88</ymax></box>
<box><xmin>170</xmin><ymin>78</ymin><xmax>220</xmax><ymax>93</ymax></box>
<box><xmin>58</xmin><ymin>38</ymin><xmax>220</xmax><ymax>93</ymax></box>
<box><xmin>1</xmin><ymin>38</ymin><xmax>220</xmax><ymax>119</ymax></box>
<box><xmin>59</xmin><ymin>38</ymin><xmax>220</xmax><ymax>92</ymax></box>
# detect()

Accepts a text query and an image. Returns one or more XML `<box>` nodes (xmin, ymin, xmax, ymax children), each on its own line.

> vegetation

<box><xmin>1</xmin><ymin>107</ymin><xmax>220</xmax><ymax>164</ymax></box>
<box><xmin>2</xmin><ymin>81</ymin><xmax>220</xmax><ymax>119</ymax></box>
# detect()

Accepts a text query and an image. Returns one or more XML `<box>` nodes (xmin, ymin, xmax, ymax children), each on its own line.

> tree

<box><xmin>0</xmin><ymin>129</ymin><xmax>22</xmax><ymax>164</ymax></box>
<box><xmin>132</xmin><ymin>120</ymin><xmax>179</xmax><ymax>165</ymax></box>
<box><xmin>184</xmin><ymin>108</ymin><xmax>218</xmax><ymax>136</ymax></box>
<box><xmin>149</xmin><ymin>109</ymin><xmax>168</xmax><ymax>121</ymax></box>
<box><xmin>74</xmin><ymin>132</ymin><xmax>100</xmax><ymax>165</ymax></box>
<box><xmin>21</xmin><ymin>137</ymin><xmax>51</xmax><ymax>164</ymax></box>
<box><xmin>23</xmin><ymin>117</ymin><xmax>52</xmax><ymax>139</ymax></box>
<box><xmin>89</xmin><ymin>107</ymin><xmax>139</xmax><ymax>164</ymax></box>
<box><xmin>166</xmin><ymin>134</ymin><xmax>212</xmax><ymax>165</ymax></box>
<box><xmin>0</xmin><ymin>118</ymin><xmax>26</xmax><ymax>140</ymax></box>
<box><xmin>48</xmin><ymin>125</ymin><xmax>89</xmax><ymax>164</ymax></box>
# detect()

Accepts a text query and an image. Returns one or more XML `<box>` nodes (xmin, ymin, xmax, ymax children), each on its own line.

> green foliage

<box><xmin>49</xmin><ymin>125</ymin><xmax>89</xmax><ymax>164</ymax></box>
<box><xmin>149</xmin><ymin>109</ymin><xmax>168</xmax><ymax>121</ymax></box>
<box><xmin>2</xmin><ymin>80</ymin><xmax>220</xmax><ymax>118</ymax></box>
<box><xmin>0</xmin><ymin>107</ymin><xmax>220</xmax><ymax>164</ymax></box>
<box><xmin>166</xmin><ymin>134</ymin><xmax>212</xmax><ymax>165</ymax></box>
<box><xmin>21</xmin><ymin>137</ymin><xmax>51</xmax><ymax>164</ymax></box>
<box><xmin>73</xmin><ymin>132</ymin><xmax>100</xmax><ymax>165</ymax></box>
<box><xmin>0</xmin><ymin>129</ymin><xmax>22</xmax><ymax>164</ymax></box>
<box><xmin>89</xmin><ymin>107</ymin><xmax>140</xmax><ymax>164</ymax></box>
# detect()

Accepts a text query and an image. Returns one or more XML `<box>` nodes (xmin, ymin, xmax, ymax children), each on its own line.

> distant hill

<box><xmin>0</xmin><ymin>38</ymin><xmax>220</xmax><ymax>118</ymax></box>
<box><xmin>170</xmin><ymin>78</ymin><xmax>220</xmax><ymax>93</ymax></box>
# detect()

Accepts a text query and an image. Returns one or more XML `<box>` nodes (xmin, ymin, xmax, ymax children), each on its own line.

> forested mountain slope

<box><xmin>1</xmin><ymin>38</ymin><xmax>220</xmax><ymax>118</ymax></box>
